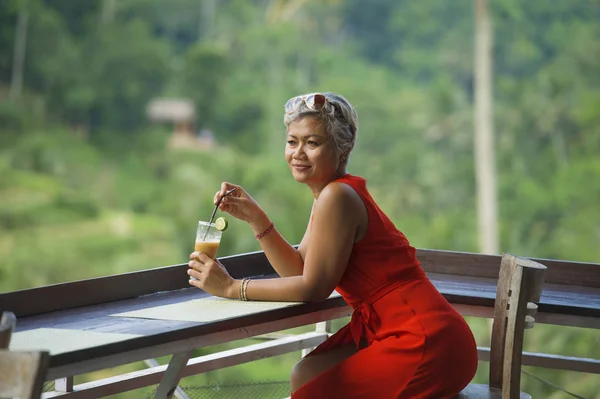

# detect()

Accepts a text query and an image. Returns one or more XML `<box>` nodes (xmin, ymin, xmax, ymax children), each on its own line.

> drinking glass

<box><xmin>190</xmin><ymin>221</ymin><xmax>222</xmax><ymax>280</ymax></box>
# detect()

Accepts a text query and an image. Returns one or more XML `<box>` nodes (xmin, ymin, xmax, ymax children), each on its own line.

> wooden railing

<box><xmin>0</xmin><ymin>249</ymin><xmax>598</xmax><ymax>398</ymax></box>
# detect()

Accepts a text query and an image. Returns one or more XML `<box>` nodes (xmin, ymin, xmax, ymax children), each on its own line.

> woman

<box><xmin>188</xmin><ymin>92</ymin><xmax>478</xmax><ymax>398</ymax></box>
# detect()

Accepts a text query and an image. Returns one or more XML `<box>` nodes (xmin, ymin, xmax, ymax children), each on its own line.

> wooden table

<box><xmin>1</xmin><ymin>249</ymin><xmax>599</xmax><ymax>398</ymax></box>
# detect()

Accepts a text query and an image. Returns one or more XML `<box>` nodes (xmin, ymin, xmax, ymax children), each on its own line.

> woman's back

<box><xmin>333</xmin><ymin>174</ymin><xmax>427</xmax><ymax>304</ymax></box>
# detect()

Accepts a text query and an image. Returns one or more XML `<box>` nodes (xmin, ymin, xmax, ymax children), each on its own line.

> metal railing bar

<box><xmin>521</xmin><ymin>369</ymin><xmax>587</xmax><ymax>399</ymax></box>
<box><xmin>477</xmin><ymin>347</ymin><xmax>600</xmax><ymax>374</ymax></box>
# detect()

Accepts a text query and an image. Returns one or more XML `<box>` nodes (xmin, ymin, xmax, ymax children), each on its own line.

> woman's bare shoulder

<box><xmin>317</xmin><ymin>181</ymin><xmax>364</xmax><ymax>212</ymax></box>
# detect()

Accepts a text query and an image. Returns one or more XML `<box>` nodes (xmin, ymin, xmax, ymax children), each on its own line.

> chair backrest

<box><xmin>0</xmin><ymin>310</ymin><xmax>50</xmax><ymax>398</ymax></box>
<box><xmin>0</xmin><ymin>311</ymin><xmax>17</xmax><ymax>349</ymax></box>
<box><xmin>0</xmin><ymin>350</ymin><xmax>50</xmax><ymax>399</ymax></box>
<box><xmin>488</xmin><ymin>253</ymin><xmax>547</xmax><ymax>398</ymax></box>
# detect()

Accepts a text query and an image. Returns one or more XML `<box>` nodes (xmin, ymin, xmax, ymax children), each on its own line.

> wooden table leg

<box><xmin>154</xmin><ymin>350</ymin><xmax>192</xmax><ymax>399</ymax></box>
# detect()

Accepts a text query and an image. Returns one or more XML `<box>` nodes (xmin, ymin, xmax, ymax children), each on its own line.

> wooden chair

<box><xmin>456</xmin><ymin>253</ymin><xmax>547</xmax><ymax>399</ymax></box>
<box><xmin>0</xmin><ymin>311</ymin><xmax>50</xmax><ymax>399</ymax></box>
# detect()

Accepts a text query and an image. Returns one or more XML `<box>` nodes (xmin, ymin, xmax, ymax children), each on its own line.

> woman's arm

<box><xmin>215</xmin><ymin>182</ymin><xmax>305</xmax><ymax>277</ymax></box>
<box><xmin>250</xmin><ymin>199</ymin><xmax>317</xmax><ymax>277</ymax></box>
<box><xmin>248</xmin><ymin>212</ymin><xmax>305</xmax><ymax>277</ymax></box>
<box><xmin>242</xmin><ymin>182</ymin><xmax>367</xmax><ymax>302</ymax></box>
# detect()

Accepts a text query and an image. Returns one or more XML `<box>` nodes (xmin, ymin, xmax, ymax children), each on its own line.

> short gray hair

<box><xmin>283</xmin><ymin>92</ymin><xmax>359</xmax><ymax>165</ymax></box>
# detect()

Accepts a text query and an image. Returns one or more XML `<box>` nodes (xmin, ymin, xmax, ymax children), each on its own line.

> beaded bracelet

<box><xmin>255</xmin><ymin>222</ymin><xmax>275</xmax><ymax>240</ymax></box>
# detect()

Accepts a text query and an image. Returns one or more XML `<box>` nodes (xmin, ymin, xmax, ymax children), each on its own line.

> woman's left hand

<box><xmin>188</xmin><ymin>252</ymin><xmax>238</xmax><ymax>299</ymax></box>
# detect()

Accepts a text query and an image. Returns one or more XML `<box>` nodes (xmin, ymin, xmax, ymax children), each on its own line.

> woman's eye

<box><xmin>287</xmin><ymin>140</ymin><xmax>297</xmax><ymax>146</ymax></box>
<box><xmin>308</xmin><ymin>141</ymin><xmax>319</xmax><ymax>146</ymax></box>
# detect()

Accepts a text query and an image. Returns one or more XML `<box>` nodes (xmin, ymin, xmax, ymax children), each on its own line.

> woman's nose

<box><xmin>293</xmin><ymin>143</ymin><xmax>306</xmax><ymax>158</ymax></box>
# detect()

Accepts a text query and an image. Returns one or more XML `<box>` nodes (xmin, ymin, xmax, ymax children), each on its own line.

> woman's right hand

<box><xmin>214</xmin><ymin>182</ymin><xmax>267</xmax><ymax>227</ymax></box>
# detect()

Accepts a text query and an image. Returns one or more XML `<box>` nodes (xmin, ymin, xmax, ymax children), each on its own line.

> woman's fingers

<box><xmin>188</xmin><ymin>268</ymin><xmax>201</xmax><ymax>280</ymax></box>
<box><xmin>187</xmin><ymin>257</ymin><xmax>234</xmax><ymax>297</ymax></box>
<box><xmin>190</xmin><ymin>251</ymin><xmax>211</xmax><ymax>261</ymax></box>
<box><xmin>215</xmin><ymin>182</ymin><xmax>241</xmax><ymax>205</ymax></box>
<box><xmin>188</xmin><ymin>252</ymin><xmax>217</xmax><ymax>267</ymax></box>
<box><xmin>221</xmin><ymin>195</ymin><xmax>241</xmax><ymax>206</ymax></box>
<box><xmin>188</xmin><ymin>252</ymin><xmax>212</xmax><ymax>276</ymax></box>
<box><xmin>188</xmin><ymin>274</ymin><xmax>202</xmax><ymax>288</ymax></box>
<box><xmin>220</xmin><ymin>182</ymin><xmax>238</xmax><ymax>197</ymax></box>
<box><xmin>188</xmin><ymin>259</ymin><xmax>203</xmax><ymax>275</ymax></box>
<box><xmin>219</xmin><ymin>196</ymin><xmax>244</xmax><ymax>214</ymax></box>
<box><xmin>219</xmin><ymin>181</ymin><xmax>230</xmax><ymax>194</ymax></box>
<box><xmin>187</xmin><ymin>258</ymin><xmax>215</xmax><ymax>281</ymax></box>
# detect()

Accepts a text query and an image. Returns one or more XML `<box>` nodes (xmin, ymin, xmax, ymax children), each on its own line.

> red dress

<box><xmin>292</xmin><ymin>174</ymin><xmax>478</xmax><ymax>399</ymax></box>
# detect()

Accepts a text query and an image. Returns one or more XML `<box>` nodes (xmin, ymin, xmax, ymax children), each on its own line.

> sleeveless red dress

<box><xmin>291</xmin><ymin>174</ymin><xmax>478</xmax><ymax>399</ymax></box>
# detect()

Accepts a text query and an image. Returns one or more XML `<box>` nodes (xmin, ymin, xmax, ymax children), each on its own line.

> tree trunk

<box><xmin>9</xmin><ymin>4</ymin><xmax>29</xmax><ymax>102</ymax></box>
<box><xmin>101</xmin><ymin>0</ymin><xmax>116</xmax><ymax>25</ymax></box>
<box><xmin>199</xmin><ymin>0</ymin><xmax>216</xmax><ymax>40</ymax></box>
<box><xmin>474</xmin><ymin>0</ymin><xmax>499</xmax><ymax>254</ymax></box>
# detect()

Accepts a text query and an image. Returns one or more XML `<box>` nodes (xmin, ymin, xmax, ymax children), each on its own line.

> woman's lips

<box><xmin>292</xmin><ymin>164</ymin><xmax>310</xmax><ymax>171</ymax></box>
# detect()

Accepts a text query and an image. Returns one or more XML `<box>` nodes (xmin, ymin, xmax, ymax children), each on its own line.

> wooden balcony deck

<box><xmin>0</xmin><ymin>249</ymin><xmax>598</xmax><ymax>398</ymax></box>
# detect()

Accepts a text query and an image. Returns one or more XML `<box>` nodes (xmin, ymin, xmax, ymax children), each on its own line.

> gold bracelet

<box><xmin>242</xmin><ymin>278</ymin><xmax>248</xmax><ymax>301</ymax></box>
<box><xmin>242</xmin><ymin>278</ymin><xmax>251</xmax><ymax>301</ymax></box>
<box><xmin>239</xmin><ymin>278</ymin><xmax>247</xmax><ymax>301</ymax></box>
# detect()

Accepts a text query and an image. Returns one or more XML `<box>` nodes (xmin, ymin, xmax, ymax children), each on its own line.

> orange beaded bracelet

<box><xmin>255</xmin><ymin>222</ymin><xmax>275</xmax><ymax>240</ymax></box>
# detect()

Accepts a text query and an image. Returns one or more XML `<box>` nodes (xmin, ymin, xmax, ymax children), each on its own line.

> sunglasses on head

<box><xmin>285</xmin><ymin>93</ymin><xmax>328</xmax><ymax>114</ymax></box>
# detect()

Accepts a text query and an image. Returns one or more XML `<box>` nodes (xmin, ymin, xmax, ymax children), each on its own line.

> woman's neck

<box><xmin>309</xmin><ymin>168</ymin><xmax>347</xmax><ymax>199</ymax></box>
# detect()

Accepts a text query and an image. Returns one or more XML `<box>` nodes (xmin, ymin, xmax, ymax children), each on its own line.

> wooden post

<box><xmin>0</xmin><ymin>312</ymin><xmax>17</xmax><ymax>349</ymax></box>
<box><xmin>55</xmin><ymin>377</ymin><xmax>74</xmax><ymax>393</ymax></box>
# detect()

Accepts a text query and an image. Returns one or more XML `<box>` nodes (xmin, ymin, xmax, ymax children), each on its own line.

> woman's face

<box><xmin>285</xmin><ymin>117</ymin><xmax>341</xmax><ymax>189</ymax></box>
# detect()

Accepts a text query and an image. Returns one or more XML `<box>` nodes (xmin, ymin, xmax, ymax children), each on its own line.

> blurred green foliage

<box><xmin>0</xmin><ymin>0</ymin><xmax>598</xmax><ymax>397</ymax></box>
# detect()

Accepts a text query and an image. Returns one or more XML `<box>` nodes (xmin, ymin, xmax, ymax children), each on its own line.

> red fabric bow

<box><xmin>350</xmin><ymin>302</ymin><xmax>379</xmax><ymax>349</ymax></box>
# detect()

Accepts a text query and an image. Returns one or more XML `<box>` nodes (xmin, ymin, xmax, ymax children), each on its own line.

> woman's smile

<box><xmin>292</xmin><ymin>163</ymin><xmax>311</xmax><ymax>171</ymax></box>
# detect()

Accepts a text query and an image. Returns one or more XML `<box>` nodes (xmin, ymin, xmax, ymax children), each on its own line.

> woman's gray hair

<box><xmin>283</xmin><ymin>92</ymin><xmax>359</xmax><ymax>165</ymax></box>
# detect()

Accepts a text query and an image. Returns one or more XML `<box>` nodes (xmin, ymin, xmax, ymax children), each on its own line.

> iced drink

<box><xmin>194</xmin><ymin>221</ymin><xmax>222</xmax><ymax>258</ymax></box>
<box><xmin>190</xmin><ymin>221</ymin><xmax>222</xmax><ymax>280</ymax></box>
<box><xmin>194</xmin><ymin>240</ymin><xmax>220</xmax><ymax>258</ymax></box>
